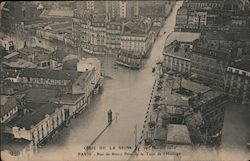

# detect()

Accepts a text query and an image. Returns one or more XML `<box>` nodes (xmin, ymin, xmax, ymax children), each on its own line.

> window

<box><xmin>37</xmin><ymin>130</ymin><xmax>40</xmax><ymax>141</ymax></box>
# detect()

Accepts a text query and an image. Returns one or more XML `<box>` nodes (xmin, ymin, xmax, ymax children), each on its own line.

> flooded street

<box><xmin>33</xmin><ymin>2</ymin><xmax>183</xmax><ymax>161</ymax></box>
<box><xmin>3</xmin><ymin>1</ymin><xmax>248</xmax><ymax>161</ymax></box>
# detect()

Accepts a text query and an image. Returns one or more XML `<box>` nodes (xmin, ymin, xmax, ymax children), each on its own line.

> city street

<box><xmin>17</xmin><ymin>1</ymin><xmax>249</xmax><ymax>161</ymax></box>
<box><xmin>32</xmin><ymin>2</ymin><xmax>183</xmax><ymax>161</ymax></box>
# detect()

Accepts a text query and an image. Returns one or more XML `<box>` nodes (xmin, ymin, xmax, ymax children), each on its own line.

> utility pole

<box><xmin>134</xmin><ymin>124</ymin><xmax>137</xmax><ymax>148</ymax></box>
<box><xmin>179</xmin><ymin>74</ymin><xmax>182</xmax><ymax>89</ymax></box>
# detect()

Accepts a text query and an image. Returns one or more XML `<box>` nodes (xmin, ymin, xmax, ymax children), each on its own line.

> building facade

<box><xmin>225</xmin><ymin>59</ymin><xmax>250</xmax><ymax>105</ymax></box>
<box><xmin>184</xmin><ymin>0</ymin><xmax>224</xmax><ymax>10</ymax></box>
<box><xmin>121</xmin><ymin>18</ymin><xmax>153</xmax><ymax>57</ymax></box>
<box><xmin>105</xmin><ymin>1</ymin><xmax>139</xmax><ymax>19</ymax></box>
<box><xmin>73</xmin><ymin>12</ymin><xmax>108</xmax><ymax>55</ymax></box>
<box><xmin>0</xmin><ymin>95</ymin><xmax>18</xmax><ymax>123</ymax></box>
<box><xmin>73</xmin><ymin>12</ymin><xmax>154</xmax><ymax>56</ymax></box>
<box><xmin>190</xmin><ymin>41</ymin><xmax>231</xmax><ymax>88</ymax></box>
<box><xmin>4</xmin><ymin>68</ymin><xmax>94</xmax><ymax>95</ymax></box>
<box><xmin>163</xmin><ymin>41</ymin><xmax>191</xmax><ymax>76</ymax></box>
<box><xmin>189</xmin><ymin>90</ymin><xmax>228</xmax><ymax>145</ymax></box>
<box><xmin>106</xmin><ymin>21</ymin><xmax>123</xmax><ymax>54</ymax></box>
<box><xmin>176</xmin><ymin>6</ymin><xmax>188</xmax><ymax>26</ymax></box>
<box><xmin>12</xmin><ymin>102</ymin><xmax>66</xmax><ymax>152</ymax></box>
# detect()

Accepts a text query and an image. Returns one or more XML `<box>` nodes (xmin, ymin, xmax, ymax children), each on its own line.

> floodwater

<box><xmin>33</xmin><ymin>2</ymin><xmax>183</xmax><ymax>161</ymax></box>
<box><xmin>2</xmin><ymin>1</ymin><xmax>249</xmax><ymax>160</ymax></box>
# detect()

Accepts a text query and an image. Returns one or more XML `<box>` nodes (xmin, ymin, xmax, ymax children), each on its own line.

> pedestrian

<box><xmin>115</xmin><ymin>112</ymin><xmax>119</xmax><ymax>122</ymax></box>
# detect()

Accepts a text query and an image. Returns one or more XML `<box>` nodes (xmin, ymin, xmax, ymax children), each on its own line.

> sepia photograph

<box><xmin>0</xmin><ymin>0</ymin><xmax>249</xmax><ymax>161</ymax></box>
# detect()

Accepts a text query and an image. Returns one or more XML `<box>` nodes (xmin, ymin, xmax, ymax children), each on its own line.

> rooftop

<box><xmin>1</xmin><ymin>132</ymin><xmax>14</xmax><ymax>146</ymax></box>
<box><xmin>163</xmin><ymin>76</ymin><xmax>210</xmax><ymax>95</ymax></box>
<box><xmin>164</xmin><ymin>41</ymin><xmax>191</xmax><ymax>60</ymax></box>
<box><xmin>195</xmin><ymin>40</ymin><xmax>231</xmax><ymax>52</ymax></box>
<box><xmin>0</xmin><ymin>95</ymin><xmax>9</xmax><ymax>106</ymax></box>
<box><xmin>161</xmin><ymin>105</ymin><xmax>185</xmax><ymax>115</ymax></box>
<box><xmin>2</xmin><ymin>138</ymin><xmax>30</xmax><ymax>152</ymax></box>
<box><xmin>154</xmin><ymin>126</ymin><xmax>167</xmax><ymax>141</ymax></box>
<box><xmin>203</xmin><ymin>31</ymin><xmax>250</xmax><ymax>42</ymax></box>
<box><xmin>50</xmin><ymin>50</ymin><xmax>71</xmax><ymax>63</ymax></box>
<box><xmin>24</xmin><ymin>88</ymin><xmax>59</xmax><ymax>104</ymax></box>
<box><xmin>166</xmin><ymin>124</ymin><xmax>192</xmax><ymax>145</ymax></box>
<box><xmin>230</xmin><ymin>57</ymin><xmax>250</xmax><ymax>72</ymax></box>
<box><xmin>46</xmin><ymin>21</ymin><xmax>72</xmax><ymax>30</ymax></box>
<box><xmin>92</xmin><ymin>14</ymin><xmax>107</xmax><ymax>24</ymax></box>
<box><xmin>159</xmin><ymin>75</ymin><xmax>212</xmax><ymax>108</ymax></box>
<box><xmin>160</xmin><ymin>94</ymin><xmax>189</xmax><ymax>107</ymax></box>
<box><xmin>181</xmin><ymin>79</ymin><xmax>210</xmax><ymax>94</ymax></box>
<box><xmin>2</xmin><ymin>59</ymin><xmax>37</xmax><ymax>68</ymax></box>
<box><xmin>16</xmin><ymin>102</ymin><xmax>60</xmax><ymax>130</ymax></box>
<box><xmin>43</xmin><ymin>21</ymin><xmax>72</xmax><ymax>34</ymax></box>
<box><xmin>165</xmin><ymin>32</ymin><xmax>201</xmax><ymax>45</ymax></box>
<box><xmin>3</xmin><ymin>52</ymin><xmax>20</xmax><ymax>60</ymax></box>
<box><xmin>107</xmin><ymin>21</ymin><xmax>123</xmax><ymax>26</ymax></box>
<box><xmin>0</xmin><ymin>95</ymin><xmax>17</xmax><ymax>118</ymax></box>
<box><xmin>40</xmin><ymin>9</ymin><xmax>74</xmax><ymax>18</ymax></box>
<box><xmin>192</xmin><ymin>89</ymin><xmax>224</xmax><ymax>107</ymax></box>
<box><xmin>184</xmin><ymin>110</ymin><xmax>203</xmax><ymax>128</ymax></box>
<box><xmin>18</xmin><ymin>47</ymin><xmax>51</xmax><ymax>56</ymax></box>
<box><xmin>123</xmin><ymin>18</ymin><xmax>152</xmax><ymax>34</ymax></box>
<box><xmin>19</xmin><ymin>68</ymin><xmax>87</xmax><ymax>83</ymax></box>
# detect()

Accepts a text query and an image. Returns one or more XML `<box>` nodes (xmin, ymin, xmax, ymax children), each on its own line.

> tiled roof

<box><xmin>192</xmin><ymin>41</ymin><xmax>231</xmax><ymax>60</ymax></box>
<box><xmin>166</xmin><ymin>124</ymin><xmax>191</xmax><ymax>145</ymax></box>
<box><xmin>154</xmin><ymin>126</ymin><xmax>167</xmax><ymax>141</ymax></box>
<box><xmin>0</xmin><ymin>95</ymin><xmax>17</xmax><ymax>117</ymax></box>
<box><xmin>18</xmin><ymin>47</ymin><xmax>51</xmax><ymax>56</ymax></box>
<box><xmin>50</xmin><ymin>50</ymin><xmax>70</xmax><ymax>63</ymax></box>
<box><xmin>184</xmin><ymin>110</ymin><xmax>203</xmax><ymax>128</ymax></box>
<box><xmin>24</xmin><ymin>88</ymin><xmax>59</xmax><ymax>104</ymax></box>
<box><xmin>45</xmin><ymin>21</ymin><xmax>72</xmax><ymax>32</ymax></box>
<box><xmin>3</xmin><ymin>52</ymin><xmax>20</xmax><ymax>60</ymax></box>
<box><xmin>193</xmin><ymin>90</ymin><xmax>224</xmax><ymax>107</ymax></box>
<box><xmin>165</xmin><ymin>32</ymin><xmax>201</xmax><ymax>45</ymax></box>
<box><xmin>19</xmin><ymin>68</ymin><xmax>84</xmax><ymax>83</ymax></box>
<box><xmin>1</xmin><ymin>132</ymin><xmax>14</xmax><ymax>147</ymax></box>
<box><xmin>92</xmin><ymin>14</ymin><xmax>106</xmax><ymax>24</ymax></box>
<box><xmin>230</xmin><ymin>57</ymin><xmax>250</xmax><ymax>72</ymax></box>
<box><xmin>181</xmin><ymin>79</ymin><xmax>210</xmax><ymax>94</ymax></box>
<box><xmin>16</xmin><ymin>102</ymin><xmax>60</xmax><ymax>130</ymax></box>
<box><xmin>124</xmin><ymin>18</ymin><xmax>152</xmax><ymax>34</ymax></box>
<box><xmin>2</xmin><ymin>59</ymin><xmax>37</xmax><ymax>68</ymax></box>
<box><xmin>41</xmin><ymin>9</ymin><xmax>74</xmax><ymax>17</ymax></box>
<box><xmin>204</xmin><ymin>31</ymin><xmax>250</xmax><ymax>42</ymax></box>
<box><xmin>163</xmin><ymin>105</ymin><xmax>185</xmax><ymax>115</ymax></box>
<box><xmin>160</xmin><ymin>94</ymin><xmax>189</xmax><ymax>107</ymax></box>
<box><xmin>164</xmin><ymin>41</ymin><xmax>192</xmax><ymax>60</ymax></box>
<box><xmin>3</xmin><ymin>138</ymin><xmax>31</xmax><ymax>152</ymax></box>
